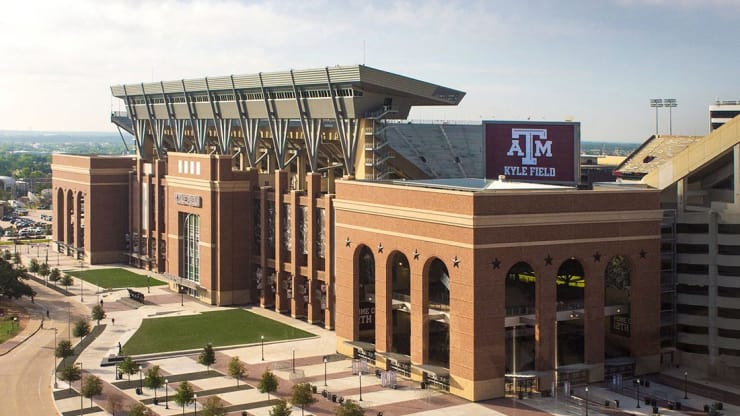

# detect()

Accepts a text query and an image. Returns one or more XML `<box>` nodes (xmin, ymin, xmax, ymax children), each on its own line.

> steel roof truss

<box><xmin>290</xmin><ymin>70</ymin><xmax>323</xmax><ymax>172</ymax></box>
<box><xmin>260</xmin><ymin>72</ymin><xmax>289</xmax><ymax>170</ymax></box>
<box><xmin>326</xmin><ymin>67</ymin><xmax>357</xmax><ymax>176</ymax></box>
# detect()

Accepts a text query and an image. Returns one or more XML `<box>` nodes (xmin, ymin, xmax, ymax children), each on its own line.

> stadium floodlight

<box><xmin>663</xmin><ymin>98</ymin><xmax>678</xmax><ymax>135</ymax></box>
<box><xmin>650</xmin><ymin>98</ymin><xmax>664</xmax><ymax>136</ymax></box>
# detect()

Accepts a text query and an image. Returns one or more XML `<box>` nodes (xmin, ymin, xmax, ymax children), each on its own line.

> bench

<box><xmin>127</xmin><ymin>288</ymin><xmax>145</xmax><ymax>303</ymax></box>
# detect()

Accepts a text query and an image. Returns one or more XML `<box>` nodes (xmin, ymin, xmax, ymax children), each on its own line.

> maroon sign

<box><xmin>484</xmin><ymin>121</ymin><xmax>580</xmax><ymax>185</ymax></box>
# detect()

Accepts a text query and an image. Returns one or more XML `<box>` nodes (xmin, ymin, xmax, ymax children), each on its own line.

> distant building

<box><xmin>709</xmin><ymin>100</ymin><xmax>740</xmax><ymax>131</ymax></box>
<box><xmin>0</xmin><ymin>176</ymin><xmax>16</xmax><ymax>199</ymax></box>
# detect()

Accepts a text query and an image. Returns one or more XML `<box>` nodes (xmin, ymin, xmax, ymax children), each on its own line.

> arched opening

<box><xmin>357</xmin><ymin>245</ymin><xmax>376</xmax><ymax>344</ymax></box>
<box><xmin>55</xmin><ymin>188</ymin><xmax>64</xmax><ymax>241</ymax></box>
<box><xmin>391</xmin><ymin>252</ymin><xmax>411</xmax><ymax>356</ymax></box>
<box><xmin>605</xmin><ymin>255</ymin><xmax>632</xmax><ymax>359</ymax></box>
<box><xmin>557</xmin><ymin>258</ymin><xmax>585</xmax><ymax>366</ymax></box>
<box><xmin>505</xmin><ymin>262</ymin><xmax>536</xmax><ymax>374</ymax></box>
<box><xmin>427</xmin><ymin>258</ymin><xmax>449</xmax><ymax>367</ymax></box>
<box><xmin>65</xmin><ymin>189</ymin><xmax>74</xmax><ymax>245</ymax></box>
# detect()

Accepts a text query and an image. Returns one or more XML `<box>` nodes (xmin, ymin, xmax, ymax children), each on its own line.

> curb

<box><xmin>0</xmin><ymin>318</ymin><xmax>43</xmax><ymax>356</ymax></box>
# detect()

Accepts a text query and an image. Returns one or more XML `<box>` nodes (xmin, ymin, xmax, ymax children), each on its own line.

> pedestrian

<box><xmin>46</xmin><ymin>309</ymin><xmax>50</xmax><ymax>318</ymax></box>
<box><xmin>111</xmin><ymin>317</ymin><xmax>115</xmax><ymax>325</ymax></box>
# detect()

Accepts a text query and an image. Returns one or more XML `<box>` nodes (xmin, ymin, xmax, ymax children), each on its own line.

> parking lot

<box><xmin>0</xmin><ymin>209</ymin><xmax>53</xmax><ymax>240</ymax></box>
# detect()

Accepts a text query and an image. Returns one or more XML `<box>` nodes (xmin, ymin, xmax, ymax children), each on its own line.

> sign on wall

<box><xmin>359</xmin><ymin>301</ymin><xmax>375</xmax><ymax>331</ymax></box>
<box><xmin>610</xmin><ymin>315</ymin><xmax>631</xmax><ymax>337</ymax></box>
<box><xmin>175</xmin><ymin>192</ymin><xmax>202</xmax><ymax>208</ymax></box>
<box><xmin>484</xmin><ymin>121</ymin><xmax>580</xmax><ymax>185</ymax></box>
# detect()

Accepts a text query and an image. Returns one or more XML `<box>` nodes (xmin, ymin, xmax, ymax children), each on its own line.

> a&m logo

<box><xmin>503</xmin><ymin>128</ymin><xmax>555</xmax><ymax>177</ymax></box>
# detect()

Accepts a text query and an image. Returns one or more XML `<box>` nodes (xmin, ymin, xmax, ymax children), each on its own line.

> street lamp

<box><xmin>139</xmin><ymin>365</ymin><xmax>143</xmax><ymax>390</ymax></box>
<box><xmin>147</xmin><ymin>276</ymin><xmax>150</xmax><ymax>293</ymax></box>
<box><xmin>292</xmin><ymin>348</ymin><xmax>296</xmax><ymax>373</ymax></box>
<box><xmin>261</xmin><ymin>335</ymin><xmax>264</xmax><ymax>361</ymax></box>
<box><xmin>79</xmin><ymin>260</ymin><xmax>84</xmax><ymax>302</ymax></box>
<box><xmin>359</xmin><ymin>370</ymin><xmax>363</xmax><ymax>401</ymax></box>
<box><xmin>165</xmin><ymin>378</ymin><xmax>169</xmax><ymax>409</ymax></box>
<box><xmin>79</xmin><ymin>362</ymin><xmax>83</xmax><ymax>412</ymax></box>
<box><xmin>585</xmin><ymin>386</ymin><xmax>589</xmax><ymax>416</ymax></box>
<box><xmin>664</xmin><ymin>98</ymin><xmax>678</xmax><ymax>135</ymax></box>
<box><xmin>324</xmin><ymin>356</ymin><xmax>328</xmax><ymax>386</ymax></box>
<box><xmin>194</xmin><ymin>393</ymin><xmax>198</xmax><ymax>415</ymax></box>
<box><xmin>53</xmin><ymin>328</ymin><xmax>58</xmax><ymax>388</ymax></box>
<box><xmin>684</xmin><ymin>371</ymin><xmax>688</xmax><ymax>399</ymax></box>
<box><xmin>636</xmin><ymin>378</ymin><xmax>641</xmax><ymax>408</ymax></box>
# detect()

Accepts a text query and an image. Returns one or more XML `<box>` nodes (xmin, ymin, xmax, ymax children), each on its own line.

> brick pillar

<box><xmin>306</xmin><ymin>173</ymin><xmax>322</xmax><ymax>324</ymax></box>
<box><xmin>535</xmin><ymin>263</ymin><xmax>557</xmax><ymax>387</ymax></box>
<box><xmin>584</xmin><ymin>259</ymin><xmax>605</xmax><ymax>382</ymax></box>
<box><xmin>410</xmin><ymin>260</ymin><xmax>427</xmax><ymax>365</ymax></box>
<box><xmin>259</xmin><ymin>186</ymin><xmax>272</xmax><ymax>308</ymax></box>
<box><xmin>274</xmin><ymin>170</ymin><xmax>290</xmax><ymax>313</ymax></box>
<box><xmin>324</xmin><ymin>196</ymin><xmax>335</xmax><ymax>329</ymax></box>
<box><xmin>376</xmin><ymin>248</ymin><xmax>391</xmax><ymax>355</ymax></box>
<box><xmin>74</xmin><ymin>191</ymin><xmax>83</xmax><ymax>257</ymax></box>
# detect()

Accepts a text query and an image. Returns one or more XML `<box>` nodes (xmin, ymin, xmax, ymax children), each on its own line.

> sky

<box><xmin>0</xmin><ymin>0</ymin><xmax>739</xmax><ymax>142</ymax></box>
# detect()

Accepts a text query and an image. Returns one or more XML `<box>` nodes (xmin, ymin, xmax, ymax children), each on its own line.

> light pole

<box><xmin>359</xmin><ymin>370</ymin><xmax>363</xmax><ymax>401</ymax></box>
<box><xmin>147</xmin><ymin>276</ymin><xmax>150</xmax><ymax>293</ymax></box>
<box><xmin>292</xmin><ymin>348</ymin><xmax>296</xmax><ymax>373</ymax></box>
<box><xmin>324</xmin><ymin>356</ymin><xmax>328</xmax><ymax>386</ymax></box>
<box><xmin>79</xmin><ymin>260</ymin><xmax>84</xmax><ymax>302</ymax></box>
<box><xmin>684</xmin><ymin>371</ymin><xmax>688</xmax><ymax>399</ymax></box>
<box><xmin>194</xmin><ymin>393</ymin><xmax>198</xmax><ymax>415</ymax></box>
<box><xmin>585</xmin><ymin>386</ymin><xmax>589</xmax><ymax>416</ymax></box>
<box><xmin>261</xmin><ymin>335</ymin><xmax>264</xmax><ymax>361</ymax></box>
<box><xmin>650</xmin><ymin>99</ymin><xmax>663</xmax><ymax>136</ymax></box>
<box><xmin>53</xmin><ymin>328</ymin><xmax>58</xmax><ymax>388</ymax></box>
<box><xmin>139</xmin><ymin>365</ymin><xmax>143</xmax><ymax>390</ymax></box>
<box><xmin>665</xmin><ymin>98</ymin><xmax>677</xmax><ymax>135</ymax></box>
<box><xmin>636</xmin><ymin>378</ymin><xmax>641</xmax><ymax>408</ymax></box>
<box><xmin>165</xmin><ymin>378</ymin><xmax>169</xmax><ymax>409</ymax></box>
<box><xmin>67</xmin><ymin>303</ymin><xmax>71</xmax><ymax>341</ymax></box>
<box><xmin>79</xmin><ymin>362</ymin><xmax>83</xmax><ymax>412</ymax></box>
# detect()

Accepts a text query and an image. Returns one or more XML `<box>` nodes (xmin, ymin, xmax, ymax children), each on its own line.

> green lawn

<box><xmin>0</xmin><ymin>318</ymin><xmax>20</xmax><ymax>344</ymax></box>
<box><xmin>63</xmin><ymin>268</ymin><xmax>166</xmax><ymax>289</ymax></box>
<box><xmin>123</xmin><ymin>309</ymin><xmax>314</xmax><ymax>355</ymax></box>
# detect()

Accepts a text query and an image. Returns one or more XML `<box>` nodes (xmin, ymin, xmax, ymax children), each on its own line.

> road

<box><xmin>0</xmin><ymin>280</ymin><xmax>89</xmax><ymax>415</ymax></box>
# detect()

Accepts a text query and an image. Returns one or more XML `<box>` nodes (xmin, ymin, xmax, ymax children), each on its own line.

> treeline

<box><xmin>0</xmin><ymin>152</ymin><xmax>50</xmax><ymax>178</ymax></box>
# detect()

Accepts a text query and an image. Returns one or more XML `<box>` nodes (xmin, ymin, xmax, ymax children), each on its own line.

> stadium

<box><xmin>52</xmin><ymin>65</ymin><xmax>665</xmax><ymax>400</ymax></box>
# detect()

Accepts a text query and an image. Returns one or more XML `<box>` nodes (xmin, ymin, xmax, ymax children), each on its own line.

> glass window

<box><xmin>183</xmin><ymin>213</ymin><xmax>200</xmax><ymax>283</ymax></box>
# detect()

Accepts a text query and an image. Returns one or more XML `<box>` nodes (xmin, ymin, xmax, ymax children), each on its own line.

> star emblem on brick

<box><xmin>345</xmin><ymin>237</ymin><xmax>351</xmax><ymax>247</ymax></box>
<box><xmin>413</xmin><ymin>249</ymin><xmax>420</xmax><ymax>260</ymax></box>
<box><xmin>491</xmin><ymin>258</ymin><xmax>501</xmax><ymax>269</ymax></box>
<box><xmin>640</xmin><ymin>249</ymin><xmax>647</xmax><ymax>259</ymax></box>
<box><xmin>452</xmin><ymin>256</ymin><xmax>460</xmax><ymax>268</ymax></box>
<box><xmin>593</xmin><ymin>252</ymin><xmax>601</xmax><ymax>262</ymax></box>
<box><xmin>545</xmin><ymin>254</ymin><xmax>553</xmax><ymax>265</ymax></box>
<box><xmin>377</xmin><ymin>243</ymin><xmax>384</xmax><ymax>254</ymax></box>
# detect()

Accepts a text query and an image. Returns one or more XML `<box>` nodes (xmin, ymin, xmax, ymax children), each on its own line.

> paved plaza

<box><xmin>3</xmin><ymin>246</ymin><xmax>740</xmax><ymax>415</ymax></box>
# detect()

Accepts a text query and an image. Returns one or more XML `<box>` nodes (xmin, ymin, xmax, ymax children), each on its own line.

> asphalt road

<box><xmin>0</xmin><ymin>280</ymin><xmax>88</xmax><ymax>415</ymax></box>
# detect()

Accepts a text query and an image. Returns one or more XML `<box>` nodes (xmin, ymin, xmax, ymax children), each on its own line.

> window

<box><xmin>676</xmin><ymin>223</ymin><xmax>709</xmax><ymax>234</ymax></box>
<box><xmin>183</xmin><ymin>213</ymin><xmax>200</xmax><ymax>283</ymax></box>
<box><xmin>677</xmin><ymin>304</ymin><xmax>708</xmax><ymax>316</ymax></box>
<box><xmin>677</xmin><ymin>324</ymin><xmax>708</xmax><ymax>334</ymax></box>
<box><xmin>718</xmin><ymin>265</ymin><xmax>740</xmax><ymax>277</ymax></box>
<box><xmin>676</xmin><ymin>284</ymin><xmax>708</xmax><ymax>295</ymax></box>
<box><xmin>676</xmin><ymin>263</ymin><xmax>708</xmax><ymax>275</ymax></box>
<box><xmin>676</xmin><ymin>244</ymin><xmax>708</xmax><ymax>254</ymax></box>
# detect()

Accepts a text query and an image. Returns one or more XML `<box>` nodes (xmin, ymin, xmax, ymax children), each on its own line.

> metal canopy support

<box><xmin>290</xmin><ymin>70</ymin><xmax>323</xmax><ymax>172</ymax></box>
<box><xmin>231</xmin><ymin>75</ymin><xmax>259</xmax><ymax>168</ymax></box>
<box><xmin>216</xmin><ymin>118</ymin><xmax>233</xmax><ymax>155</ymax></box>
<box><xmin>152</xmin><ymin>119</ymin><xmax>168</xmax><ymax>158</ymax></box>
<box><xmin>140</xmin><ymin>83</ymin><xmax>163</xmax><ymax>159</ymax></box>
<box><xmin>134</xmin><ymin>119</ymin><xmax>148</xmax><ymax>157</ymax></box>
<box><xmin>182</xmin><ymin>80</ymin><xmax>204</xmax><ymax>154</ymax></box>
<box><xmin>260</xmin><ymin>72</ymin><xmax>289</xmax><ymax>170</ymax></box>
<box><xmin>326</xmin><ymin>67</ymin><xmax>358</xmax><ymax>176</ymax></box>
<box><xmin>194</xmin><ymin>119</ymin><xmax>209</xmax><ymax>154</ymax></box>
<box><xmin>171</xmin><ymin>119</ymin><xmax>186</xmax><ymax>152</ymax></box>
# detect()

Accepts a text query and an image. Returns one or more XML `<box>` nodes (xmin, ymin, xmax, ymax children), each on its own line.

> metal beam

<box><xmin>140</xmin><ymin>83</ymin><xmax>163</xmax><ymax>159</ymax></box>
<box><xmin>122</xmin><ymin>85</ymin><xmax>144</xmax><ymax>157</ymax></box>
<box><xmin>205</xmin><ymin>77</ymin><xmax>231</xmax><ymax>154</ymax></box>
<box><xmin>181</xmin><ymin>80</ymin><xmax>204</xmax><ymax>154</ymax></box>
<box><xmin>230</xmin><ymin>75</ymin><xmax>259</xmax><ymax>168</ymax></box>
<box><xmin>326</xmin><ymin>67</ymin><xmax>358</xmax><ymax>176</ymax></box>
<box><xmin>259</xmin><ymin>72</ymin><xmax>288</xmax><ymax>170</ymax></box>
<box><xmin>291</xmin><ymin>70</ymin><xmax>322</xmax><ymax>172</ymax></box>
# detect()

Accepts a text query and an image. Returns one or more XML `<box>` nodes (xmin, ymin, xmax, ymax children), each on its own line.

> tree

<box><xmin>60</xmin><ymin>274</ymin><xmax>73</xmax><ymax>287</ymax></box>
<box><xmin>55</xmin><ymin>339</ymin><xmax>74</xmax><ymax>359</ymax></box>
<box><xmin>127</xmin><ymin>403</ymin><xmax>153</xmax><ymax>416</ymax></box>
<box><xmin>1</xmin><ymin>250</ymin><xmax>10</xmax><ymax>261</ymax></box>
<box><xmin>38</xmin><ymin>262</ymin><xmax>50</xmax><ymax>284</ymax></box>
<box><xmin>118</xmin><ymin>356</ymin><xmax>138</xmax><ymax>382</ymax></box>
<box><xmin>291</xmin><ymin>383</ymin><xmax>316</xmax><ymax>416</ymax></box>
<box><xmin>269</xmin><ymin>399</ymin><xmax>293</xmax><ymax>416</ymax></box>
<box><xmin>173</xmin><ymin>381</ymin><xmax>195</xmax><ymax>415</ymax></box>
<box><xmin>81</xmin><ymin>374</ymin><xmax>103</xmax><ymax>408</ymax></box>
<box><xmin>49</xmin><ymin>267</ymin><xmax>61</xmax><ymax>285</ymax></box>
<box><xmin>198</xmin><ymin>343</ymin><xmax>216</xmax><ymax>372</ymax></box>
<box><xmin>144</xmin><ymin>365</ymin><xmax>165</xmax><ymax>401</ymax></box>
<box><xmin>91</xmin><ymin>304</ymin><xmax>106</xmax><ymax>325</ymax></box>
<box><xmin>59</xmin><ymin>364</ymin><xmax>81</xmax><ymax>392</ymax></box>
<box><xmin>227</xmin><ymin>356</ymin><xmax>246</xmax><ymax>388</ymax></box>
<box><xmin>336</xmin><ymin>399</ymin><xmax>365</xmax><ymax>416</ymax></box>
<box><xmin>201</xmin><ymin>396</ymin><xmax>227</xmax><ymax>416</ymax></box>
<box><xmin>258</xmin><ymin>369</ymin><xmax>279</xmax><ymax>399</ymax></box>
<box><xmin>72</xmin><ymin>317</ymin><xmax>91</xmax><ymax>341</ymax></box>
<box><xmin>12</xmin><ymin>252</ymin><xmax>21</xmax><ymax>265</ymax></box>
<box><xmin>0</xmin><ymin>257</ymin><xmax>35</xmax><ymax>299</ymax></box>
<box><xmin>29</xmin><ymin>258</ymin><xmax>40</xmax><ymax>274</ymax></box>
<box><xmin>107</xmin><ymin>393</ymin><xmax>124</xmax><ymax>416</ymax></box>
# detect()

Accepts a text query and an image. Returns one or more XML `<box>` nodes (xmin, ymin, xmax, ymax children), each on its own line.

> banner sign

<box><xmin>175</xmin><ymin>192</ymin><xmax>202</xmax><ymax>208</ymax></box>
<box><xmin>484</xmin><ymin>121</ymin><xmax>580</xmax><ymax>185</ymax></box>
<box><xmin>359</xmin><ymin>301</ymin><xmax>375</xmax><ymax>331</ymax></box>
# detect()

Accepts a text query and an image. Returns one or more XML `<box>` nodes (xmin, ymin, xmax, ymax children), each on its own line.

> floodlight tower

<box><xmin>664</xmin><ymin>98</ymin><xmax>677</xmax><ymax>135</ymax></box>
<box><xmin>650</xmin><ymin>98</ymin><xmax>664</xmax><ymax>136</ymax></box>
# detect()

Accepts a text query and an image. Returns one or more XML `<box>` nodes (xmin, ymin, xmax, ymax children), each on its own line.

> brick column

<box><xmin>274</xmin><ymin>170</ymin><xmax>290</xmax><ymax>313</ymax></box>
<box><xmin>410</xmin><ymin>260</ymin><xmax>427</xmax><ymax>365</ymax></box>
<box><xmin>584</xmin><ymin>258</ymin><xmax>605</xmax><ymax>382</ymax></box>
<box><xmin>306</xmin><ymin>173</ymin><xmax>322</xmax><ymax>324</ymax></box>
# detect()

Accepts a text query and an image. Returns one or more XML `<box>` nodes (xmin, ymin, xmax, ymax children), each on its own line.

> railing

<box><xmin>392</xmin><ymin>292</ymin><xmax>410</xmax><ymax>302</ymax></box>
